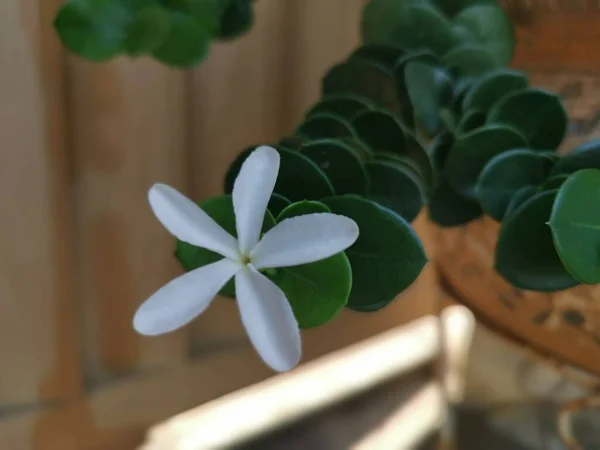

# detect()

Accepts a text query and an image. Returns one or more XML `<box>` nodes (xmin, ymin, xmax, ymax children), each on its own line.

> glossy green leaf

<box><xmin>365</xmin><ymin>160</ymin><xmax>425</xmax><ymax>222</ymax></box>
<box><xmin>503</xmin><ymin>185</ymin><xmax>537</xmax><ymax>218</ymax></box>
<box><xmin>476</xmin><ymin>149</ymin><xmax>550</xmax><ymax>221</ymax></box>
<box><xmin>224</xmin><ymin>145</ymin><xmax>335</xmax><ymax>202</ymax></box>
<box><xmin>404</xmin><ymin>62</ymin><xmax>453</xmax><ymax>135</ymax></box>
<box><xmin>323</xmin><ymin>59</ymin><xmax>399</xmax><ymax>112</ymax></box>
<box><xmin>296</xmin><ymin>113</ymin><xmax>357</xmax><ymax>140</ymax></box>
<box><xmin>549</xmin><ymin>169</ymin><xmax>600</xmax><ymax>284</ymax></box>
<box><xmin>450</xmin><ymin>24</ymin><xmax>476</xmax><ymax>45</ymax></box>
<box><xmin>443</xmin><ymin>44</ymin><xmax>499</xmax><ymax>77</ymax></box>
<box><xmin>274</xmin><ymin>201</ymin><xmax>352</xmax><ymax>328</ymax></box>
<box><xmin>361</xmin><ymin>0</ymin><xmax>455</xmax><ymax>56</ymax></box>
<box><xmin>429</xmin><ymin>178</ymin><xmax>482</xmax><ymax>227</ymax></box>
<box><xmin>405</xmin><ymin>132</ymin><xmax>435</xmax><ymax>191</ymax></box>
<box><xmin>153</xmin><ymin>12</ymin><xmax>211</xmax><ymax>67</ymax></box>
<box><xmin>444</xmin><ymin>124</ymin><xmax>528</xmax><ymax>199</ymax></box>
<box><xmin>352</xmin><ymin>110</ymin><xmax>407</xmax><ymax>154</ymax></box>
<box><xmin>453</xmin><ymin>4</ymin><xmax>515</xmax><ymax>66</ymax></box>
<box><xmin>351</xmin><ymin>43</ymin><xmax>405</xmax><ymax>70</ymax></box>
<box><xmin>218</xmin><ymin>0</ymin><xmax>254</xmax><ymax>40</ymax></box>
<box><xmin>462</xmin><ymin>68</ymin><xmax>529</xmax><ymax>113</ymax></box>
<box><xmin>175</xmin><ymin>195</ymin><xmax>275</xmax><ymax>297</ymax></box>
<box><xmin>54</xmin><ymin>0</ymin><xmax>132</xmax><ymax>61</ymax></box>
<box><xmin>301</xmin><ymin>139</ymin><xmax>369</xmax><ymax>195</ymax></box>
<box><xmin>267</xmin><ymin>193</ymin><xmax>291</xmax><ymax>217</ymax></box>
<box><xmin>340</xmin><ymin>136</ymin><xmax>374</xmax><ymax>160</ymax></box>
<box><xmin>456</xmin><ymin>109</ymin><xmax>486</xmax><ymax>135</ymax></box>
<box><xmin>125</xmin><ymin>5</ymin><xmax>171</xmax><ymax>55</ymax></box>
<box><xmin>539</xmin><ymin>174</ymin><xmax>568</xmax><ymax>191</ymax></box>
<box><xmin>306</xmin><ymin>94</ymin><xmax>375</xmax><ymax>120</ymax></box>
<box><xmin>322</xmin><ymin>196</ymin><xmax>428</xmax><ymax>310</ymax></box>
<box><xmin>487</xmin><ymin>88</ymin><xmax>567</xmax><ymax>150</ymax></box>
<box><xmin>552</xmin><ymin>139</ymin><xmax>600</xmax><ymax>175</ymax></box>
<box><xmin>496</xmin><ymin>190</ymin><xmax>578</xmax><ymax>291</ymax></box>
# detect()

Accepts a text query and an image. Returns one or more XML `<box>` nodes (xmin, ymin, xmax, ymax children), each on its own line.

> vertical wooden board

<box><xmin>68</xmin><ymin>58</ymin><xmax>189</xmax><ymax>383</ymax></box>
<box><xmin>0</xmin><ymin>0</ymin><xmax>80</xmax><ymax>406</ymax></box>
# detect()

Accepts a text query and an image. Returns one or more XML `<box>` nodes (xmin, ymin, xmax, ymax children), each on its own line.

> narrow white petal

<box><xmin>134</xmin><ymin>259</ymin><xmax>240</xmax><ymax>336</ymax></box>
<box><xmin>149</xmin><ymin>184</ymin><xmax>239</xmax><ymax>259</ymax></box>
<box><xmin>233</xmin><ymin>146</ymin><xmax>280</xmax><ymax>255</ymax></box>
<box><xmin>251</xmin><ymin>213</ymin><xmax>359</xmax><ymax>269</ymax></box>
<box><xmin>235</xmin><ymin>268</ymin><xmax>301</xmax><ymax>372</ymax></box>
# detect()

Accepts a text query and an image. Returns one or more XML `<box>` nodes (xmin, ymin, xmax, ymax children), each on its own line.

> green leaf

<box><xmin>323</xmin><ymin>59</ymin><xmax>399</xmax><ymax>112</ymax></box>
<box><xmin>125</xmin><ymin>5</ymin><xmax>171</xmax><ymax>55</ymax></box>
<box><xmin>431</xmin><ymin>0</ymin><xmax>497</xmax><ymax>16</ymax></box>
<box><xmin>444</xmin><ymin>124</ymin><xmax>528</xmax><ymax>199</ymax></box>
<box><xmin>301</xmin><ymin>139</ymin><xmax>369</xmax><ymax>195</ymax></box>
<box><xmin>153</xmin><ymin>11</ymin><xmax>211</xmax><ymax>67</ymax></box>
<box><xmin>538</xmin><ymin>174</ymin><xmax>568</xmax><ymax>191</ymax></box>
<box><xmin>404</xmin><ymin>62</ymin><xmax>453</xmax><ymax>135</ymax></box>
<box><xmin>428</xmin><ymin>131</ymin><xmax>454</xmax><ymax>172</ymax></box>
<box><xmin>429</xmin><ymin>178</ymin><xmax>482</xmax><ymax>227</ymax></box>
<box><xmin>351</xmin><ymin>43</ymin><xmax>405</xmax><ymax>70</ymax></box>
<box><xmin>503</xmin><ymin>185</ymin><xmax>537</xmax><ymax>218</ymax></box>
<box><xmin>496</xmin><ymin>190</ymin><xmax>578</xmax><ymax>291</ymax></box>
<box><xmin>296</xmin><ymin>113</ymin><xmax>357</xmax><ymax>140</ymax></box>
<box><xmin>453</xmin><ymin>4</ymin><xmax>515</xmax><ymax>66</ymax></box>
<box><xmin>365</xmin><ymin>160</ymin><xmax>425</xmax><ymax>222</ymax></box>
<box><xmin>162</xmin><ymin>0</ymin><xmax>221</xmax><ymax>35</ymax></box>
<box><xmin>306</xmin><ymin>94</ymin><xmax>375</xmax><ymax>120</ymax></box>
<box><xmin>274</xmin><ymin>201</ymin><xmax>352</xmax><ymax>328</ymax></box>
<box><xmin>450</xmin><ymin>24</ymin><xmax>476</xmax><ymax>45</ymax></box>
<box><xmin>278</xmin><ymin>135</ymin><xmax>306</xmax><ymax>151</ymax></box>
<box><xmin>487</xmin><ymin>88</ymin><xmax>568</xmax><ymax>150</ymax></box>
<box><xmin>267</xmin><ymin>193</ymin><xmax>291</xmax><ymax>217</ymax></box>
<box><xmin>442</xmin><ymin>43</ymin><xmax>499</xmax><ymax>77</ymax></box>
<box><xmin>224</xmin><ymin>145</ymin><xmax>335</xmax><ymax>202</ymax></box>
<box><xmin>361</xmin><ymin>0</ymin><xmax>455</xmax><ymax>56</ymax></box>
<box><xmin>476</xmin><ymin>149</ymin><xmax>550</xmax><ymax>221</ymax></box>
<box><xmin>549</xmin><ymin>169</ymin><xmax>600</xmax><ymax>284</ymax></box>
<box><xmin>551</xmin><ymin>139</ymin><xmax>600</xmax><ymax>175</ymax></box>
<box><xmin>322</xmin><ymin>196</ymin><xmax>428</xmax><ymax>310</ymax></box>
<box><xmin>456</xmin><ymin>109</ymin><xmax>486</xmax><ymax>135</ymax></box>
<box><xmin>175</xmin><ymin>195</ymin><xmax>275</xmax><ymax>296</ymax></box>
<box><xmin>54</xmin><ymin>0</ymin><xmax>132</xmax><ymax>61</ymax></box>
<box><xmin>217</xmin><ymin>0</ymin><xmax>254</xmax><ymax>40</ymax></box>
<box><xmin>462</xmin><ymin>68</ymin><xmax>529</xmax><ymax>114</ymax></box>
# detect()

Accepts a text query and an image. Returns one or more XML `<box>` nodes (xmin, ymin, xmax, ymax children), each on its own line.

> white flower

<box><xmin>134</xmin><ymin>146</ymin><xmax>359</xmax><ymax>372</ymax></box>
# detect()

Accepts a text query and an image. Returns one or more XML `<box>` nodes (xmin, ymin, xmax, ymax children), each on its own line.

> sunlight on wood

<box><xmin>140</xmin><ymin>306</ymin><xmax>475</xmax><ymax>450</ymax></box>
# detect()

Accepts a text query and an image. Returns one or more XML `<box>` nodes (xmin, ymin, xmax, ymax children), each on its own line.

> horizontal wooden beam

<box><xmin>140</xmin><ymin>306</ymin><xmax>475</xmax><ymax>450</ymax></box>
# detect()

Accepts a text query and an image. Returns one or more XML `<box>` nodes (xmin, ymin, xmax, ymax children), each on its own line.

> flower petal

<box><xmin>134</xmin><ymin>259</ymin><xmax>240</xmax><ymax>336</ymax></box>
<box><xmin>233</xmin><ymin>146</ymin><xmax>280</xmax><ymax>255</ymax></box>
<box><xmin>235</xmin><ymin>268</ymin><xmax>301</xmax><ymax>372</ymax></box>
<box><xmin>250</xmin><ymin>213</ymin><xmax>359</xmax><ymax>269</ymax></box>
<box><xmin>149</xmin><ymin>184</ymin><xmax>239</xmax><ymax>259</ymax></box>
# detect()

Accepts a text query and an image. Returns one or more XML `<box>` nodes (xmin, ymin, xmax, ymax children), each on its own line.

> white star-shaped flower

<box><xmin>134</xmin><ymin>146</ymin><xmax>359</xmax><ymax>372</ymax></box>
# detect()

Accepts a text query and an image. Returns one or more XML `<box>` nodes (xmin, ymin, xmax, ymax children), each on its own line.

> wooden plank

<box><xmin>0</xmin><ymin>0</ymin><xmax>80</xmax><ymax>406</ymax></box>
<box><xmin>67</xmin><ymin>58</ymin><xmax>189</xmax><ymax>382</ymax></box>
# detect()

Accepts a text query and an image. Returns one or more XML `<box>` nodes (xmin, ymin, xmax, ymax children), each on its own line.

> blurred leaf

<box><xmin>351</xmin><ymin>43</ymin><xmax>405</xmax><ymax>70</ymax></box>
<box><xmin>217</xmin><ymin>0</ymin><xmax>254</xmax><ymax>40</ymax></box>
<box><xmin>54</xmin><ymin>0</ymin><xmax>132</xmax><ymax>61</ymax></box>
<box><xmin>296</xmin><ymin>113</ymin><xmax>357</xmax><ymax>140</ymax></box>
<box><xmin>365</xmin><ymin>160</ymin><xmax>425</xmax><ymax>222</ymax></box>
<box><xmin>496</xmin><ymin>190</ymin><xmax>578</xmax><ymax>291</ymax></box>
<box><xmin>274</xmin><ymin>201</ymin><xmax>352</xmax><ymax>328</ymax></box>
<box><xmin>462</xmin><ymin>68</ymin><xmax>528</xmax><ymax>113</ymax></box>
<box><xmin>153</xmin><ymin>11</ymin><xmax>211</xmax><ymax>67</ymax></box>
<box><xmin>503</xmin><ymin>185</ymin><xmax>537</xmax><ymax>218</ymax></box>
<box><xmin>307</xmin><ymin>94</ymin><xmax>376</xmax><ymax>120</ymax></box>
<box><xmin>538</xmin><ymin>174</ymin><xmax>568</xmax><ymax>191</ymax></box>
<box><xmin>443</xmin><ymin>43</ymin><xmax>499</xmax><ymax>77</ymax></box>
<box><xmin>301</xmin><ymin>139</ymin><xmax>369</xmax><ymax>195</ymax></box>
<box><xmin>322</xmin><ymin>196</ymin><xmax>427</xmax><ymax>311</ymax></box>
<box><xmin>552</xmin><ymin>139</ymin><xmax>600</xmax><ymax>175</ymax></box>
<box><xmin>456</xmin><ymin>109</ymin><xmax>486</xmax><ymax>134</ymax></box>
<box><xmin>549</xmin><ymin>169</ymin><xmax>600</xmax><ymax>284</ymax></box>
<box><xmin>125</xmin><ymin>5</ymin><xmax>171</xmax><ymax>55</ymax></box>
<box><xmin>323</xmin><ymin>59</ymin><xmax>399</xmax><ymax>112</ymax></box>
<box><xmin>444</xmin><ymin>124</ymin><xmax>528</xmax><ymax>199</ymax></box>
<box><xmin>429</xmin><ymin>178</ymin><xmax>482</xmax><ymax>227</ymax></box>
<box><xmin>487</xmin><ymin>88</ymin><xmax>567</xmax><ymax>150</ymax></box>
<box><xmin>476</xmin><ymin>149</ymin><xmax>550</xmax><ymax>221</ymax></box>
<box><xmin>453</xmin><ymin>4</ymin><xmax>515</xmax><ymax>65</ymax></box>
<box><xmin>267</xmin><ymin>193</ymin><xmax>291</xmax><ymax>217</ymax></box>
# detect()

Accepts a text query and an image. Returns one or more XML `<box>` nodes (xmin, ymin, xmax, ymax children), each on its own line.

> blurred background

<box><xmin>3</xmin><ymin>0</ymin><xmax>600</xmax><ymax>449</ymax></box>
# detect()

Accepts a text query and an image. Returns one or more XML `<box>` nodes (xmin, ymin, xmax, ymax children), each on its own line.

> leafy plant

<box><xmin>54</xmin><ymin>0</ymin><xmax>255</xmax><ymax>67</ymax></box>
<box><xmin>56</xmin><ymin>0</ymin><xmax>600</xmax><ymax>333</ymax></box>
